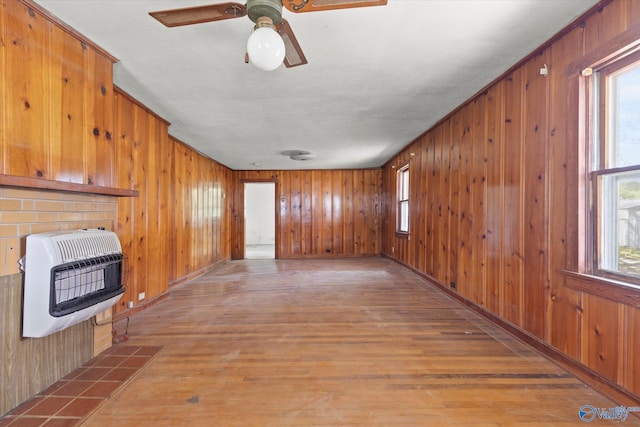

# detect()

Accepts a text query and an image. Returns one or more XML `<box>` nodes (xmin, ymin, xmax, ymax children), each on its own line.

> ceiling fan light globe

<box><xmin>247</xmin><ymin>27</ymin><xmax>285</xmax><ymax>71</ymax></box>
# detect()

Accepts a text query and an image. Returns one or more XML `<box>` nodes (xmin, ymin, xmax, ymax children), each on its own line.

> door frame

<box><xmin>232</xmin><ymin>178</ymin><xmax>279</xmax><ymax>259</ymax></box>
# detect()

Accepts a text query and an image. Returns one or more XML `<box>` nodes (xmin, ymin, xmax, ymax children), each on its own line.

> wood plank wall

<box><xmin>383</xmin><ymin>0</ymin><xmax>640</xmax><ymax>398</ymax></box>
<box><xmin>111</xmin><ymin>91</ymin><xmax>233</xmax><ymax>314</ymax></box>
<box><xmin>113</xmin><ymin>90</ymin><xmax>172</xmax><ymax>313</ymax></box>
<box><xmin>231</xmin><ymin>170</ymin><xmax>381</xmax><ymax>259</ymax></box>
<box><xmin>1</xmin><ymin>0</ymin><xmax>116</xmax><ymax>185</ymax></box>
<box><xmin>0</xmin><ymin>0</ymin><xmax>116</xmax><ymax>415</ymax></box>
<box><xmin>169</xmin><ymin>137</ymin><xmax>232</xmax><ymax>284</ymax></box>
<box><xmin>0</xmin><ymin>0</ymin><xmax>233</xmax><ymax>413</ymax></box>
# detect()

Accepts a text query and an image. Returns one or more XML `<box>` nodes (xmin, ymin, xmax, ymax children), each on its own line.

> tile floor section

<box><xmin>0</xmin><ymin>345</ymin><xmax>162</xmax><ymax>427</ymax></box>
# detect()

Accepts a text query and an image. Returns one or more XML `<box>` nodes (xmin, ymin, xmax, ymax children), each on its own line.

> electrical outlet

<box><xmin>391</xmin><ymin>246</ymin><xmax>395</xmax><ymax>254</ymax></box>
<box><xmin>128</xmin><ymin>301</ymin><xmax>134</xmax><ymax>309</ymax></box>
<box><xmin>450</xmin><ymin>281</ymin><xmax>456</xmax><ymax>289</ymax></box>
<box><xmin>138</xmin><ymin>292</ymin><xmax>145</xmax><ymax>301</ymax></box>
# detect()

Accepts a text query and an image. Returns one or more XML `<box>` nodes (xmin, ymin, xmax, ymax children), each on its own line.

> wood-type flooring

<box><xmin>84</xmin><ymin>258</ymin><xmax>635</xmax><ymax>426</ymax></box>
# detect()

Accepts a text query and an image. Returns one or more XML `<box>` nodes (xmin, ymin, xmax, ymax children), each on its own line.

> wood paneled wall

<box><xmin>232</xmin><ymin>170</ymin><xmax>381</xmax><ymax>259</ymax></box>
<box><xmin>1</xmin><ymin>0</ymin><xmax>233</xmax><ymax>413</ymax></box>
<box><xmin>1</xmin><ymin>0</ymin><xmax>116</xmax><ymax>185</ymax></box>
<box><xmin>169</xmin><ymin>137</ymin><xmax>231</xmax><ymax>284</ymax></box>
<box><xmin>112</xmin><ymin>91</ymin><xmax>233</xmax><ymax>314</ymax></box>
<box><xmin>0</xmin><ymin>1</ymin><xmax>118</xmax><ymax>414</ymax></box>
<box><xmin>383</xmin><ymin>0</ymin><xmax>640</xmax><ymax>398</ymax></box>
<box><xmin>113</xmin><ymin>90</ymin><xmax>171</xmax><ymax>313</ymax></box>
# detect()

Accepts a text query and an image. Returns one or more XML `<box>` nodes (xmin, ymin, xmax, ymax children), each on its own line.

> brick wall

<box><xmin>0</xmin><ymin>187</ymin><xmax>118</xmax><ymax>356</ymax></box>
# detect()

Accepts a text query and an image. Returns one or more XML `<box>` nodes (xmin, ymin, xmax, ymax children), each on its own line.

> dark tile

<box><xmin>8</xmin><ymin>397</ymin><xmax>44</xmax><ymax>415</ymax></box>
<box><xmin>100</xmin><ymin>368</ymin><xmax>137</xmax><ymax>382</ymax></box>
<box><xmin>81</xmin><ymin>356</ymin><xmax>102</xmax><ymax>367</ymax></box>
<box><xmin>48</xmin><ymin>381</ymin><xmax>93</xmax><ymax>398</ymax></box>
<box><xmin>81</xmin><ymin>382</ymin><xmax>121</xmax><ymax>398</ymax></box>
<box><xmin>41</xmin><ymin>381</ymin><xmax>67</xmax><ymax>396</ymax></box>
<box><xmin>118</xmin><ymin>356</ymin><xmax>149</xmax><ymax>369</ymax></box>
<box><xmin>5</xmin><ymin>416</ymin><xmax>47</xmax><ymax>426</ymax></box>
<box><xmin>25</xmin><ymin>397</ymin><xmax>73</xmax><ymax>416</ymax></box>
<box><xmin>41</xmin><ymin>418</ymin><xmax>82</xmax><ymax>427</ymax></box>
<box><xmin>55</xmin><ymin>398</ymin><xmax>102</xmax><ymax>418</ymax></box>
<box><xmin>73</xmin><ymin>368</ymin><xmax>111</xmax><ymax>381</ymax></box>
<box><xmin>62</xmin><ymin>370</ymin><xmax>83</xmax><ymax>381</ymax></box>
<box><xmin>105</xmin><ymin>346</ymin><xmax>141</xmax><ymax>356</ymax></box>
<box><xmin>134</xmin><ymin>346</ymin><xmax>163</xmax><ymax>357</ymax></box>
<box><xmin>90</xmin><ymin>355</ymin><xmax>127</xmax><ymax>368</ymax></box>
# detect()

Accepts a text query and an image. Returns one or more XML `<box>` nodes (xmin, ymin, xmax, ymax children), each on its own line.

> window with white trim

<box><xmin>587</xmin><ymin>50</ymin><xmax>640</xmax><ymax>282</ymax></box>
<box><xmin>397</xmin><ymin>165</ymin><xmax>409</xmax><ymax>234</ymax></box>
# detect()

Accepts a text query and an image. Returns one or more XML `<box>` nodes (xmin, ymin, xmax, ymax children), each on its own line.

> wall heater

<box><xmin>22</xmin><ymin>229</ymin><xmax>125</xmax><ymax>338</ymax></box>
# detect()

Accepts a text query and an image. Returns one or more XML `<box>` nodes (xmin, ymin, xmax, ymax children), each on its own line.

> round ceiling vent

<box><xmin>289</xmin><ymin>151</ymin><xmax>315</xmax><ymax>161</ymax></box>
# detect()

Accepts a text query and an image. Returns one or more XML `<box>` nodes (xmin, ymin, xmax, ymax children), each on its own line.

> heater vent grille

<box><xmin>56</xmin><ymin>235</ymin><xmax>121</xmax><ymax>262</ymax></box>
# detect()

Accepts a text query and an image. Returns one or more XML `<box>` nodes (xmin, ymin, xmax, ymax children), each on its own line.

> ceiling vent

<box><xmin>289</xmin><ymin>151</ymin><xmax>315</xmax><ymax>161</ymax></box>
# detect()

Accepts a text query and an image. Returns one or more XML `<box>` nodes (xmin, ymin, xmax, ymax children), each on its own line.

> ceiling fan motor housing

<box><xmin>247</xmin><ymin>0</ymin><xmax>283</xmax><ymax>24</ymax></box>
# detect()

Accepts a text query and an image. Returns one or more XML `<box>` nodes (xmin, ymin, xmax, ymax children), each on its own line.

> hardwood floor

<box><xmin>85</xmin><ymin>258</ymin><xmax>634</xmax><ymax>426</ymax></box>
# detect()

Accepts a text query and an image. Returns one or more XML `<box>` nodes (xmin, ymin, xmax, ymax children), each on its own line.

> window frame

<box><xmin>585</xmin><ymin>49</ymin><xmax>640</xmax><ymax>286</ymax></box>
<box><xmin>396</xmin><ymin>164</ymin><xmax>410</xmax><ymax>235</ymax></box>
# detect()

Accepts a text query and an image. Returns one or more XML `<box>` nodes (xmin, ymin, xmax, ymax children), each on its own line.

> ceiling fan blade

<box><xmin>277</xmin><ymin>19</ymin><xmax>308</xmax><ymax>68</ymax></box>
<box><xmin>149</xmin><ymin>3</ymin><xmax>247</xmax><ymax>27</ymax></box>
<box><xmin>283</xmin><ymin>0</ymin><xmax>386</xmax><ymax>13</ymax></box>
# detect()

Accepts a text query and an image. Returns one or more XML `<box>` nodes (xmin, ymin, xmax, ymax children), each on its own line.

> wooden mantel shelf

<box><xmin>0</xmin><ymin>174</ymin><xmax>138</xmax><ymax>197</ymax></box>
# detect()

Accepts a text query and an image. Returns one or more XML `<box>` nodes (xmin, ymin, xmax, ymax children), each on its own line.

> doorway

<box><xmin>244</xmin><ymin>182</ymin><xmax>276</xmax><ymax>259</ymax></box>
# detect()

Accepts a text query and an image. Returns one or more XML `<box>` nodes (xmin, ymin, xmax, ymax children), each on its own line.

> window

<box><xmin>588</xmin><ymin>50</ymin><xmax>640</xmax><ymax>283</ymax></box>
<box><xmin>397</xmin><ymin>165</ymin><xmax>409</xmax><ymax>234</ymax></box>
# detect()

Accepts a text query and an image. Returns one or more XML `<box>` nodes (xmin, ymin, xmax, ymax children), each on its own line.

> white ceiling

<box><xmin>34</xmin><ymin>0</ymin><xmax>598</xmax><ymax>170</ymax></box>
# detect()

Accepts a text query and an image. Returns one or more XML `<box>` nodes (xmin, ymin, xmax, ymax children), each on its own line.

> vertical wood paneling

<box><xmin>342</xmin><ymin>170</ymin><xmax>354</xmax><ymax>255</ymax></box>
<box><xmin>582</xmin><ymin>295</ymin><xmax>621</xmax><ymax>384</ymax></box>
<box><xmin>485</xmin><ymin>83</ymin><xmax>504</xmax><ymax>315</ymax></box>
<box><xmin>2</xmin><ymin>1</ymin><xmax>115</xmax><ymax>185</ymax></box>
<box><xmin>584</xmin><ymin>0</ymin><xmax>629</xmax><ymax>53</ymax></box>
<box><xmin>131</xmin><ymin>103</ymin><xmax>149</xmax><ymax>308</ymax></box>
<box><xmin>4</xmin><ymin>1</ymin><xmax>49</xmax><ymax>178</ymax></box>
<box><xmin>627</xmin><ymin>306</ymin><xmax>640</xmax><ymax>395</ymax></box>
<box><xmin>114</xmin><ymin>93</ymin><xmax>134</xmax><ymax>312</ymax></box>
<box><xmin>231</xmin><ymin>169</ymin><xmax>381</xmax><ymax>259</ymax></box>
<box><xmin>522</xmin><ymin>51</ymin><xmax>550</xmax><ymax>340</ymax></box>
<box><xmin>502</xmin><ymin>68</ymin><xmax>525</xmax><ymax>327</ymax></box>
<box><xmin>1</xmin><ymin>1</ymin><xmax>232</xmax><ymax>414</ymax></box>
<box><xmin>165</xmin><ymin>138</ymin><xmax>230</xmax><ymax>285</ymax></box>
<box><xmin>84</xmin><ymin>49</ymin><xmax>114</xmax><ymax>187</ymax></box>
<box><xmin>332</xmin><ymin>170</ymin><xmax>343</xmax><ymax>254</ymax></box>
<box><xmin>448</xmin><ymin>114</ymin><xmax>461</xmax><ymax>290</ymax></box>
<box><xmin>0</xmin><ymin>0</ymin><xmax>6</xmax><ymax>175</ymax></box>
<box><xmin>437</xmin><ymin>119</ymin><xmax>451</xmax><ymax>285</ymax></box>
<box><xmin>457</xmin><ymin>104</ymin><xmax>473</xmax><ymax>298</ymax></box>
<box><xmin>548</xmin><ymin>29</ymin><xmax>584</xmax><ymax>359</ymax></box>
<box><xmin>381</xmin><ymin>0</ymin><xmax>639</xmax><ymax>402</ymax></box>
<box><xmin>420</xmin><ymin>134</ymin><xmax>431</xmax><ymax>275</ymax></box>
<box><xmin>471</xmin><ymin>95</ymin><xmax>487</xmax><ymax>306</ymax></box>
<box><xmin>433</xmin><ymin>134</ymin><xmax>443</xmax><ymax>277</ymax></box>
<box><xmin>49</xmin><ymin>27</ymin><xmax>84</xmax><ymax>183</ymax></box>
<box><xmin>321</xmin><ymin>171</ymin><xmax>332</xmax><ymax>254</ymax></box>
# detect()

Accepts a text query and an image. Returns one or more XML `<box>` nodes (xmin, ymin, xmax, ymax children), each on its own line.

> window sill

<box><xmin>395</xmin><ymin>232</ymin><xmax>410</xmax><ymax>240</ymax></box>
<box><xmin>563</xmin><ymin>270</ymin><xmax>640</xmax><ymax>309</ymax></box>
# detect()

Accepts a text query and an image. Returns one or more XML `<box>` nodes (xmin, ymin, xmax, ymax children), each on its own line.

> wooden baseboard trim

<box><xmin>168</xmin><ymin>259</ymin><xmax>230</xmax><ymax>288</ymax></box>
<box><xmin>383</xmin><ymin>253</ymin><xmax>640</xmax><ymax>409</ymax></box>
<box><xmin>113</xmin><ymin>293</ymin><xmax>170</xmax><ymax>324</ymax></box>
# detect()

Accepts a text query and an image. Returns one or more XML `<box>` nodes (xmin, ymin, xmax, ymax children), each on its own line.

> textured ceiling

<box><xmin>34</xmin><ymin>0</ymin><xmax>598</xmax><ymax>170</ymax></box>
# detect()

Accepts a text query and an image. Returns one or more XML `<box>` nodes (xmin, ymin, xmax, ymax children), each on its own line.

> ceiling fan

<box><xmin>149</xmin><ymin>0</ymin><xmax>387</xmax><ymax>71</ymax></box>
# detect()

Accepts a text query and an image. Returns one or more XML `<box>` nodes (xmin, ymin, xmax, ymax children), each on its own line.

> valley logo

<box><xmin>579</xmin><ymin>405</ymin><xmax>640</xmax><ymax>422</ymax></box>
